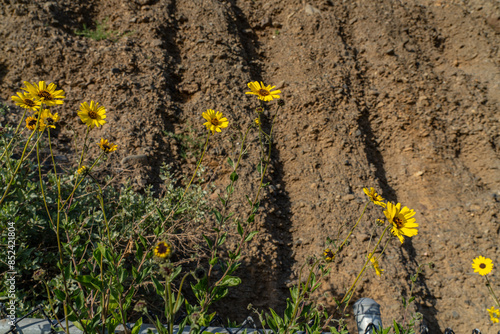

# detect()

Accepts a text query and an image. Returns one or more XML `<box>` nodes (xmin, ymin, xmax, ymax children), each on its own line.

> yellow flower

<box><xmin>363</xmin><ymin>187</ymin><xmax>386</xmax><ymax>208</ymax></box>
<box><xmin>384</xmin><ymin>202</ymin><xmax>418</xmax><ymax>244</ymax></box>
<box><xmin>22</xmin><ymin>81</ymin><xmax>65</xmax><ymax>106</ymax></box>
<box><xmin>472</xmin><ymin>256</ymin><xmax>493</xmax><ymax>276</ymax></box>
<box><xmin>245</xmin><ymin>81</ymin><xmax>281</xmax><ymax>101</ymax></box>
<box><xmin>368</xmin><ymin>252</ymin><xmax>384</xmax><ymax>277</ymax></box>
<box><xmin>99</xmin><ymin>138</ymin><xmax>117</xmax><ymax>153</ymax></box>
<box><xmin>487</xmin><ymin>306</ymin><xmax>500</xmax><ymax>323</ymax></box>
<box><xmin>37</xmin><ymin>109</ymin><xmax>60</xmax><ymax>130</ymax></box>
<box><xmin>202</xmin><ymin>109</ymin><xmax>228</xmax><ymax>134</ymax></box>
<box><xmin>153</xmin><ymin>241</ymin><xmax>172</xmax><ymax>259</ymax></box>
<box><xmin>11</xmin><ymin>92</ymin><xmax>41</xmax><ymax>111</ymax></box>
<box><xmin>25</xmin><ymin>116</ymin><xmax>38</xmax><ymax>131</ymax></box>
<box><xmin>77</xmin><ymin>166</ymin><xmax>87</xmax><ymax>175</ymax></box>
<box><xmin>323</xmin><ymin>248</ymin><xmax>334</xmax><ymax>262</ymax></box>
<box><xmin>78</xmin><ymin>101</ymin><xmax>107</xmax><ymax>128</ymax></box>
<box><xmin>254</xmin><ymin>118</ymin><xmax>260</xmax><ymax>126</ymax></box>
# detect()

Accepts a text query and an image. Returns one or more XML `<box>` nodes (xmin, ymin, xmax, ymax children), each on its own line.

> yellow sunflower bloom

<box><xmin>78</xmin><ymin>101</ymin><xmax>107</xmax><ymax>128</ymax></box>
<box><xmin>368</xmin><ymin>252</ymin><xmax>384</xmax><ymax>277</ymax></box>
<box><xmin>22</xmin><ymin>81</ymin><xmax>65</xmax><ymax>106</ymax></box>
<box><xmin>245</xmin><ymin>81</ymin><xmax>281</xmax><ymax>101</ymax></box>
<box><xmin>26</xmin><ymin>116</ymin><xmax>38</xmax><ymax>131</ymax></box>
<box><xmin>363</xmin><ymin>187</ymin><xmax>386</xmax><ymax>208</ymax></box>
<box><xmin>487</xmin><ymin>306</ymin><xmax>500</xmax><ymax>323</ymax></box>
<box><xmin>37</xmin><ymin>109</ymin><xmax>60</xmax><ymax>130</ymax></box>
<box><xmin>98</xmin><ymin>138</ymin><xmax>117</xmax><ymax>153</ymax></box>
<box><xmin>11</xmin><ymin>92</ymin><xmax>41</xmax><ymax>111</ymax></box>
<box><xmin>202</xmin><ymin>109</ymin><xmax>228</xmax><ymax>134</ymax></box>
<box><xmin>472</xmin><ymin>256</ymin><xmax>493</xmax><ymax>276</ymax></box>
<box><xmin>323</xmin><ymin>248</ymin><xmax>334</xmax><ymax>262</ymax></box>
<box><xmin>254</xmin><ymin>118</ymin><xmax>260</xmax><ymax>126</ymax></box>
<box><xmin>153</xmin><ymin>241</ymin><xmax>172</xmax><ymax>259</ymax></box>
<box><xmin>384</xmin><ymin>202</ymin><xmax>418</xmax><ymax>244</ymax></box>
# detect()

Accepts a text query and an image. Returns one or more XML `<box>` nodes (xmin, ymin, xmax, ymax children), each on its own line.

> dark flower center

<box><xmin>25</xmin><ymin>99</ymin><xmax>36</xmax><ymax>107</ymax></box>
<box><xmin>103</xmin><ymin>144</ymin><xmax>111</xmax><ymax>151</ymax></box>
<box><xmin>46</xmin><ymin>118</ymin><xmax>55</xmax><ymax>125</ymax></box>
<box><xmin>210</xmin><ymin>118</ymin><xmax>220</xmax><ymax>126</ymax></box>
<box><xmin>39</xmin><ymin>90</ymin><xmax>54</xmax><ymax>100</ymax></box>
<box><xmin>259</xmin><ymin>89</ymin><xmax>270</xmax><ymax>96</ymax></box>
<box><xmin>28</xmin><ymin>119</ymin><xmax>37</xmax><ymax>127</ymax></box>
<box><xmin>324</xmin><ymin>250</ymin><xmax>334</xmax><ymax>258</ymax></box>
<box><xmin>394</xmin><ymin>217</ymin><xmax>404</xmax><ymax>228</ymax></box>
<box><xmin>480</xmin><ymin>263</ymin><xmax>486</xmax><ymax>269</ymax></box>
<box><xmin>89</xmin><ymin>110</ymin><xmax>98</xmax><ymax>119</ymax></box>
<box><xmin>157</xmin><ymin>242</ymin><xmax>168</xmax><ymax>254</ymax></box>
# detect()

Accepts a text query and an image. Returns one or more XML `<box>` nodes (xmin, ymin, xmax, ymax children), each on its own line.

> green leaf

<box><xmin>156</xmin><ymin>207</ymin><xmax>166</xmax><ymax>222</ymax></box>
<box><xmin>247</xmin><ymin>214</ymin><xmax>255</xmax><ymax>223</ymax></box>
<box><xmin>203</xmin><ymin>234</ymin><xmax>213</xmax><ymax>248</ymax></box>
<box><xmin>151</xmin><ymin>276</ymin><xmax>163</xmax><ymax>294</ymax></box>
<box><xmin>227</xmin><ymin>157</ymin><xmax>234</xmax><ymax>168</ymax></box>
<box><xmin>131</xmin><ymin>317</ymin><xmax>143</xmax><ymax>334</ymax></box>
<box><xmin>213</xmin><ymin>209</ymin><xmax>223</xmax><ymax>223</ymax></box>
<box><xmin>244</xmin><ymin>231</ymin><xmax>258</xmax><ymax>242</ymax></box>
<box><xmin>220</xmin><ymin>275</ymin><xmax>241</xmax><ymax>287</ymax></box>
<box><xmin>53</xmin><ymin>289</ymin><xmax>66</xmax><ymax>302</ymax></box>
<box><xmin>217</xmin><ymin>232</ymin><xmax>227</xmax><ymax>246</ymax></box>
<box><xmin>209</xmin><ymin>257</ymin><xmax>219</xmax><ymax>266</ymax></box>
<box><xmin>245</xmin><ymin>195</ymin><xmax>253</xmax><ymax>205</ymax></box>
<box><xmin>237</xmin><ymin>221</ymin><xmax>243</xmax><ymax>237</ymax></box>
<box><xmin>230</xmin><ymin>171</ymin><xmax>239</xmax><ymax>182</ymax></box>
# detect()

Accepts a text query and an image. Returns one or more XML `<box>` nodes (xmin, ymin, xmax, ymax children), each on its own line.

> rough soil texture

<box><xmin>1</xmin><ymin>0</ymin><xmax>500</xmax><ymax>333</ymax></box>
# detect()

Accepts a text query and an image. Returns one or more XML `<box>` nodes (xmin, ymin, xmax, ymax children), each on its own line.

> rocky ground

<box><xmin>1</xmin><ymin>0</ymin><xmax>500</xmax><ymax>333</ymax></box>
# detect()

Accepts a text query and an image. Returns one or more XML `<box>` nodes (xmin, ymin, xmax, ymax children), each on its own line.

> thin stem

<box><xmin>485</xmin><ymin>275</ymin><xmax>500</xmax><ymax>308</ymax></box>
<box><xmin>0</xmin><ymin>109</ymin><xmax>28</xmax><ymax>161</ymax></box>
<box><xmin>341</xmin><ymin>225</ymin><xmax>392</xmax><ymax>311</ymax></box>
<box><xmin>36</xmin><ymin>140</ymin><xmax>55</xmax><ymax>228</ymax></box>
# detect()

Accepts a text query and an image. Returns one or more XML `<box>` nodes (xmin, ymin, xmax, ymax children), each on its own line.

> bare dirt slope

<box><xmin>1</xmin><ymin>0</ymin><xmax>499</xmax><ymax>332</ymax></box>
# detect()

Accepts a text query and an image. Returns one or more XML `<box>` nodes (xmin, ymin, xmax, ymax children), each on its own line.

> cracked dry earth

<box><xmin>1</xmin><ymin>0</ymin><xmax>500</xmax><ymax>333</ymax></box>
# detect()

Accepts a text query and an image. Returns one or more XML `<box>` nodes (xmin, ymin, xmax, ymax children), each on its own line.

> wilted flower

<box><xmin>363</xmin><ymin>187</ymin><xmax>386</xmax><ymax>208</ymax></box>
<box><xmin>33</xmin><ymin>269</ymin><xmax>46</xmax><ymax>281</ymax></box>
<box><xmin>99</xmin><ymin>138</ymin><xmax>117</xmax><ymax>153</ymax></box>
<box><xmin>134</xmin><ymin>300</ymin><xmax>148</xmax><ymax>314</ymax></box>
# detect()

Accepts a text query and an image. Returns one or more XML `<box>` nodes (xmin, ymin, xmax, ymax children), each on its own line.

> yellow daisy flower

<box><xmin>368</xmin><ymin>252</ymin><xmax>384</xmax><ymax>277</ymax></box>
<box><xmin>202</xmin><ymin>109</ymin><xmax>228</xmax><ymax>134</ymax></box>
<box><xmin>153</xmin><ymin>241</ymin><xmax>172</xmax><ymax>259</ymax></box>
<box><xmin>98</xmin><ymin>138</ymin><xmax>117</xmax><ymax>153</ymax></box>
<box><xmin>245</xmin><ymin>81</ymin><xmax>281</xmax><ymax>101</ymax></box>
<box><xmin>472</xmin><ymin>256</ymin><xmax>493</xmax><ymax>276</ymax></box>
<box><xmin>11</xmin><ymin>92</ymin><xmax>41</xmax><ymax>111</ymax></box>
<box><xmin>384</xmin><ymin>202</ymin><xmax>418</xmax><ymax>244</ymax></box>
<box><xmin>254</xmin><ymin>118</ymin><xmax>260</xmax><ymax>126</ymax></box>
<box><xmin>77</xmin><ymin>101</ymin><xmax>107</xmax><ymax>129</ymax></box>
<box><xmin>487</xmin><ymin>306</ymin><xmax>500</xmax><ymax>323</ymax></box>
<box><xmin>26</xmin><ymin>116</ymin><xmax>38</xmax><ymax>131</ymax></box>
<box><xmin>77</xmin><ymin>166</ymin><xmax>87</xmax><ymax>175</ymax></box>
<box><xmin>37</xmin><ymin>109</ymin><xmax>60</xmax><ymax>130</ymax></box>
<box><xmin>22</xmin><ymin>81</ymin><xmax>65</xmax><ymax>106</ymax></box>
<box><xmin>323</xmin><ymin>248</ymin><xmax>334</xmax><ymax>262</ymax></box>
<box><xmin>363</xmin><ymin>187</ymin><xmax>386</xmax><ymax>208</ymax></box>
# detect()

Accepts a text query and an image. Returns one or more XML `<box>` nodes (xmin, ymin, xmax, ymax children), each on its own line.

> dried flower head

<box><xmin>134</xmin><ymin>300</ymin><xmax>148</xmax><ymax>314</ymax></box>
<box><xmin>194</xmin><ymin>267</ymin><xmax>206</xmax><ymax>280</ymax></box>
<box><xmin>33</xmin><ymin>269</ymin><xmax>46</xmax><ymax>281</ymax></box>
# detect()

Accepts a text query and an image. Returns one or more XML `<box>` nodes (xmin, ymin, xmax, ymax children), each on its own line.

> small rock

<box><xmin>414</xmin><ymin>170</ymin><xmax>425</xmax><ymax>177</ymax></box>
<box><xmin>121</xmin><ymin>154</ymin><xmax>148</xmax><ymax>166</ymax></box>
<box><xmin>304</xmin><ymin>4</ymin><xmax>321</xmax><ymax>15</ymax></box>
<box><xmin>486</xmin><ymin>14</ymin><xmax>500</xmax><ymax>34</ymax></box>
<box><xmin>150</xmin><ymin>39</ymin><xmax>163</xmax><ymax>47</ymax></box>
<box><xmin>344</xmin><ymin>194</ymin><xmax>355</xmax><ymax>201</ymax></box>
<box><xmin>111</xmin><ymin>68</ymin><xmax>121</xmax><ymax>74</ymax></box>
<box><xmin>385</xmin><ymin>48</ymin><xmax>395</xmax><ymax>56</ymax></box>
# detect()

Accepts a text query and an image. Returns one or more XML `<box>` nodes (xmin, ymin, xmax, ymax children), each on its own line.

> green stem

<box><xmin>334</xmin><ymin>202</ymin><xmax>369</xmax><ymax>260</ymax></box>
<box><xmin>485</xmin><ymin>275</ymin><xmax>500</xmax><ymax>308</ymax></box>
<box><xmin>0</xmin><ymin>109</ymin><xmax>27</xmax><ymax>161</ymax></box>
<box><xmin>341</xmin><ymin>225</ymin><xmax>392</xmax><ymax>311</ymax></box>
<box><xmin>36</xmin><ymin>140</ymin><xmax>55</xmax><ymax>228</ymax></box>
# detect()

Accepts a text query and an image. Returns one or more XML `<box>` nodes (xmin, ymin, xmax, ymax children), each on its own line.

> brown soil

<box><xmin>1</xmin><ymin>0</ymin><xmax>500</xmax><ymax>333</ymax></box>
